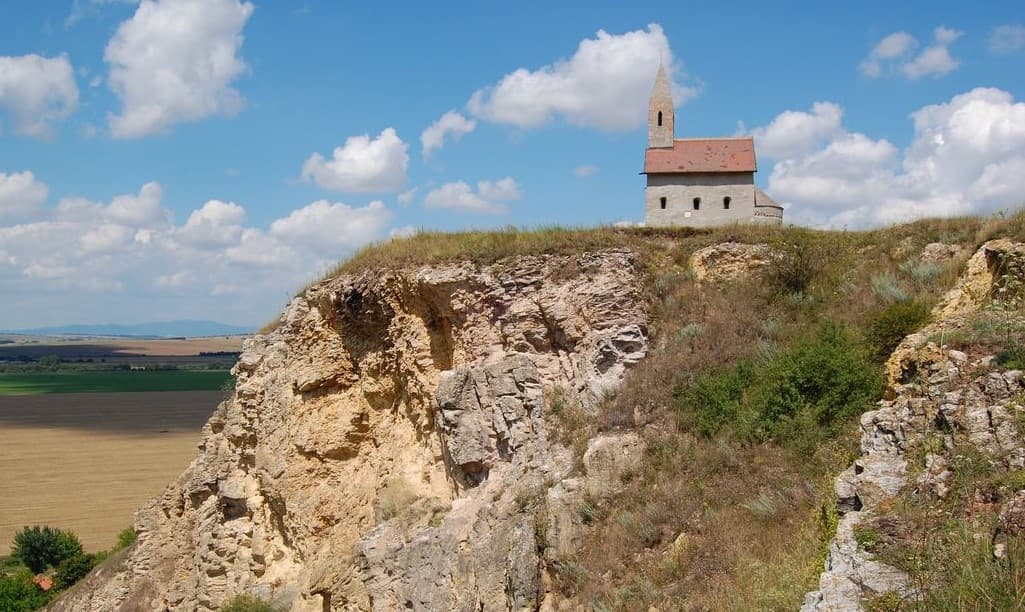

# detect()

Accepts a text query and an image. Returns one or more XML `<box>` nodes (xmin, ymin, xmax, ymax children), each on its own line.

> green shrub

<box><xmin>995</xmin><ymin>345</ymin><xmax>1025</xmax><ymax>370</ymax></box>
<box><xmin>53</xmin><ymin>553</ymin><xmax>97</xmax><ymax>590</ymax></box>
<box><xmin>867</xmin><ymin>300</ymin><xmax>932</xmax><ymax>360</ymax></box>
<box><xmin>114</xmin><ymin>527</ymin><xmax>137</xmax><ymax>551</ymax></box>
<box><xmin>673</xmin><ymin>361</ymin><xmax>753</xmax><ymax>437</ymax></box>
<box><xmin>768</xmin><ymin>229</ymin><xmax>828</xmax><ymax>295</ymax></box>
<box><xmin>220</xmin><ymin>593</ymin><xmax>277</xmax><ymax>612</ymax></box>
<box><xmin>674</xmin><ymin>323</ymin><xmax>882</xmax><ymax>450</ymax></box>
<box><xmin>0</xmin><ymin>570</ymin><xmax>51</xmax><ymax>611</ymax></box>
<box><xmin>10</xmin><ymin>526</ymin><xmax>83</xmax><ymax>574</ymax></box>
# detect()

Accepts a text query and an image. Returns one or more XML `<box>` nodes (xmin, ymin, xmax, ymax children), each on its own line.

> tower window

<box><xmin>660</xmin><ymin>196</ymin><xmax>667</xmax><ymax>209</ymax></box>
<box><xmin>693</xmin><ymin>197</ymin><xmax>701</xmax><ymax>210</ymax></box>
<box><xmin>657</xmin><ymin>111</ymin><xmax>663</xmax><ymax>127</ymax></box>
<box><xmin>724</xmin><ymin>196</ymin><xmax>731</xmax><ymax>210</ymax></box>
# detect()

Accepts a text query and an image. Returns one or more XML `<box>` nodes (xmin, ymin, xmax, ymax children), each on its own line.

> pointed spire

<box><xmin>650</xmin><ymin>64</ymin><xmax>672</xmax><ymax>104</ymax></box>
<box><xmin>648</xmin><ymin>64</ymin><xmax>674</xmax><ymax>148</ymax></box>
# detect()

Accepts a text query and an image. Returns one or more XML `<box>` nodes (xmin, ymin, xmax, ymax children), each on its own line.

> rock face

<box><xmin>803</xmin><ymin>239</ymin><xmax>1025</xmax><ymax>611</ymax></box>
<box><xmin>688</xmin><ymin>242</ymin><xmax>770</xmax><ymax>283</ymax></box>
<box><xmin>52</xmin><ymin>250</ymin><xmax>648</xmax><ymax>611</ymax></box>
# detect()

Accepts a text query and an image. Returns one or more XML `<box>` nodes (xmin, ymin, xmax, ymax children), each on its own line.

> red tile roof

<box><xmin>644</xmin><ymin>138</ymin><xmax>757</xmax><ymax>174</ymax></box>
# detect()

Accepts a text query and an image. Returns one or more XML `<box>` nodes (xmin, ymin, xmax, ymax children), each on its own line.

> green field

<box><xmin>0</xmin><ymin>370</ymin><xmax>233</xmax><ymax>395</ymax></box>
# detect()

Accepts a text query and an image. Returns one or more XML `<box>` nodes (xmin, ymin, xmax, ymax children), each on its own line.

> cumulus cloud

<box><xmin>0</xmin><ymin>171</ymin><xmax>49</xmax><ymax>219</ymax></box>
<box><xmin>270</xmin><ymin>200</ymin><xmax>392</xmax><ymax>257</ymax></box>
<box><xmin>467</xmin><ymin>24</ymin><xmax>695</xmax><ymax>130</ymax></box>
<box><xmin>424</xmin><ymin>177</ymin><xmax>521</xmax><ymax>214</ymax></box>
<box><xmin>0</xmin><ymin>179</ymin><xmax>398</xmax><ymax>327</ymax></box>
<box><xmin>301</xmin><ymin>128</ymin><xmax>409</xmax><ymax>193</ymax></box>
<box><xmin>177</xmin><ymin>199</ymin><xmax>246</xmax><ymax>247</ymax></box>
<box><xmin>421</xmin><ymin>111</ymin><xmax>476</xmax><ymax>158</ymax></box>
<box><xmin>755</xmin><ymin>88</ymin><xmax>1025</xmax><ymax>228</ymax></box>
<box><xmin>859</xmin><ymin>27</ymin><xmax>961</xmax><ymax>79</ymax></box>
<box><xmin>989</xmin><ymin>25</ymin><xmax>1025</xmax><ymax>54</ymax></box>
<box><xmin>0</xmin><ymin>54</ymin><xmax>79</xmax><ymax>137</ymax></box>
<box><xmin>104</xmin><ymin>0</ymin><xmax>254</xmax><ymax>138</ymax></box>
<box><xmin>66</xmin><ymin>0</ymin><xmax>139</xmax><ymax>28</ymax></box>
<box><xmin>750</xmin><ymin>102</ymin><xmax>844</xmax><ymax>160</ymax></box>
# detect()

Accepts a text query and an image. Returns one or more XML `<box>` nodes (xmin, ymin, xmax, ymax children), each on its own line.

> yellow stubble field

<box><xmin>0</xmin><ymin>391</ymin><xmax>221</xmax><ymax>552</ymax></box>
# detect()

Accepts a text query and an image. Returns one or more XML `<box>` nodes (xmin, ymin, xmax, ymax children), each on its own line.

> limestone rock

<box><xmin>689</xmin><ymin>242</ymin><xmax>770</xmax><ymax>283</ymax></box>
<box><xmin>805</xmin><ymin>239</ymin><xmax>1025</xmax><ymax>610</ymax></box>
<box><xmin>919</xmin><ymin>242</ymin><xmax>965</xmax><ymax>265</ymax></box>
<box><xmin>52</xmin><ymin>249</ymin><xmax>648</xmax><ymax>611</ymax></box>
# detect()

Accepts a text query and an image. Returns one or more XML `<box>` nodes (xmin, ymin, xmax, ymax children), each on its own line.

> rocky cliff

<box><xmin>52</xmin><ymin>250</ymin><xmax>648</xmax><ymax>611</ymax></box>
<box><xmin>804</xmin><ymin>239</ymin><xmax>1025</xmax><ymax>610</ymax></box>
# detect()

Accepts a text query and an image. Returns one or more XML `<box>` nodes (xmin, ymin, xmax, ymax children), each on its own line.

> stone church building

<box><xmin>643</xmin><ymin>66</ymin><xmax>783</xmax><ymax>227</ymax></box>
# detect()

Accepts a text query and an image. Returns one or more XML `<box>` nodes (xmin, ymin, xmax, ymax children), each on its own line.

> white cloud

<box><xmin>102</xmin><ymin>181</ymin><xmax>168</xmax><ymax>227</ymax></box>
<box><xmin>467</xmin><ymin>24</ymin><xmax>695</xmax><ymax>130</ymax></box>
<box><xmin>756</xmin><ymin>87</ymin><xmax>1025</xmax><ymax>228</ymax></box>
<box><xmin>177</xmin><ymin>199</ymin><xmax>246</xmax><ymax>247</ymax></box>
<box><xmin>397</xmin><ymin>187</ymin><xmax>417</xmax><ymax>205</ymax></box>
<box><xmin>301</xmin><ymin>128</ymin><xmax>409</xmax><ymax>193</ymax></box>
<box><xmin>859</xmin><ymin>32</ymin><xmax>916</xmax><ymax>77</ymax></box>
<box><xmin>66</xmin><ymin>0</ymin><xmax>139</xmax><ymax>28</ymax></box>
<box><xmin>421</xmin><ymin>110</ymin><xmax>476</xmax><ymax>158</ymax></box>
<box><xmin>0</xmin><ymin>180</ymin><xmax>399</xmax><ymax>327</ymax></box>
<box><xmin>859</xmin><ymin>27</ymin><xmax>961</xmax><ymax>80</ymax></box>
<box><xmin>424</xmin><ymin>177</ymin><xmax>521</xmax><ymax>214</ymax></box>
<box><xmin>988</xmin><ymin>25</ymin><xmax>1025</xmax><ymax>54</ymax></box>
<box><xmin>389</xmin><ymin>225</ymin><xmax>417</xmax><ymax>239</ymax></box>
<box><xmin>104</xmin><ymin>0</ymin><xmax>254</xmax><ymax>138</ymax></box>
<box><xmin>0</xmin><ymin>171</ymin><xmax>49</xmax><ymax>219</ymax></box>
<box><xmin>270</xmin><ymin>200</ymin><xmax>392</xmax><ymax>257</ymax></box>
<box><xmin>0</xmin><ymin>54</ymin><xmax>79</xmax><ymax>137</ymax></box>
<box><xmin>750</xmin><ymin>102</ymin><xmax>844</xmax><ymax>160</ymax></box>
<box><xmin>574</xmin><ymin>165</ymin><xmax>598</xmax><ymax>177</ymax></box>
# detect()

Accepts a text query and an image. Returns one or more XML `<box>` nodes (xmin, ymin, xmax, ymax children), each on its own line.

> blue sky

<box><xmin>1</xmin><ymin>0</ymin><xmax>1024</xmax><ymax>328</ymax></box>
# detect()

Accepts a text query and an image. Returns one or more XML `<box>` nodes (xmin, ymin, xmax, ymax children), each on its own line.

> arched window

<box><xmin>657</xmin><ymin>111</ymin><xmax>663</xmax><ymax>127</ymax></box>
<box><xmin>693</xmin><ymin>197</ymin><xmax>701</xmax><ymax>210</ymax></box>
<box><xmin>660</xmin><ymin>196</ymin><xmax>667</xmax><ymax>210</ymax></box>
<box><xmin>723</xmin><ymin>196</ymin><xmax>731</xmax><ymax>210</ymax></box>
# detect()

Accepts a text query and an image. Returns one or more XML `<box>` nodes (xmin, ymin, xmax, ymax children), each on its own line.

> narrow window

<box><xmin>723</xmin><ymin>196</ymin><xmax>731</xmax><ymax>210</ymax></box>
<box><xmin>657</xmin><ymin>111</ymin><xmax>663</xmax><ymax>127</ymax></box>
<box><xmin>660</xmin><ymin>196</ymin><xmax>667</xmax><ymax>209</ymax></box>
<box><xmin>693</xmin><ymin>197</ymin><xmax>701</xmax><ymax>210</ymax></box>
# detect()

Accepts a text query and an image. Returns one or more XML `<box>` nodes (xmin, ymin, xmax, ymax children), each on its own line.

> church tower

<box><xmin>647</xmin><ymin>64</ymin><xmax>674</xmax><ymax>148</ymax></box>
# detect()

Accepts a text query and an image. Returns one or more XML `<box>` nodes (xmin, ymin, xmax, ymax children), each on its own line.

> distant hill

<box><xmin>3</xmin><ymin>320</ymin><xmax>254</xmax><ymax>338</ymax></box>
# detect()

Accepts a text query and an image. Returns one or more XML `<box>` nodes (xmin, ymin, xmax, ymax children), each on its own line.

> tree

<box><xmin>10</xmin><ymin>526</ymin><xmax>83</xmax><ymax>574</ymax></box>
<box><xmin>54</xmin><ymin>553</ymin><xmax>97</xmax><ymax>590</ymax></box>
<box><xmin>0</xmin><ymin>571</ymin><xmax>51</xmax><ymax>611</ymax></box>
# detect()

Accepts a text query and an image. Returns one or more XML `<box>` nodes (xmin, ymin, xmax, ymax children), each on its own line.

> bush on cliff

<box><xmin>675</xmin><ymin>322</ymin><xmax>881</xmax><ymax>451</ymax></box>
<box><xmin>10</xmin><ymin>526</ymin><xmax>82</xmax><ymax>574</ymax></box>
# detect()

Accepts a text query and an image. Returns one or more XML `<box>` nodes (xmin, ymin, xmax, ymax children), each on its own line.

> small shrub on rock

<box><xmin>867</xmin><ymin>300</ymin><xmax>932</xmax><ymax>360</ymax></box>
<box><xmin>220</xmin><ymin>593</ymin><xmax>277</xmax><ymax>612</ymax></box>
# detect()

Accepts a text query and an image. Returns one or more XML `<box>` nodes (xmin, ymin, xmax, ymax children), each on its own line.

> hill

<box><xmin>48</xmin><ymin>210</ymin><xmax>1025</xmax><ymax>611</ymax></box>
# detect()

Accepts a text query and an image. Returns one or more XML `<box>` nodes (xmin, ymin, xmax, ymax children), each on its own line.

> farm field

<box><xmin>0</xmin><ymin>390</ymin><xmax>221</xmax><ymax>551</ymax></box>
<box><xmin>0</xmin><ymin>370</ymin><xmax>233</xmax><ymax>395</ymax></box>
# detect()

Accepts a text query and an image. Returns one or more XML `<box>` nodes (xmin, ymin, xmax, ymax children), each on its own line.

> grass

<box><xmin>543</xmin><ymin>209</ymin><xmax>1025</xmax><ymax>609</ymax></box>
<box><xmin>0</xmin><ymin>369</ymin><xmax>232</xmax><ymax>395</ymax></box>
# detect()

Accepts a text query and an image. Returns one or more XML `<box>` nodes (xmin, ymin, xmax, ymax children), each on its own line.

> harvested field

<box><xmin>0</xmin><ymin>391</ymin><xmax>220</xmax><ymax>551</ymax></box>
<box><xmin>0</xmin><ymin>370</ymin><xmax>232</xmax><ymax>395</ymax></box>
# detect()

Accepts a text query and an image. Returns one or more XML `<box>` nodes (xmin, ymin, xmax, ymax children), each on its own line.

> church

<box><xmin>643</xmin><ymin>66</ymin><xmax>783</xmax><ymax>227</ymax></box>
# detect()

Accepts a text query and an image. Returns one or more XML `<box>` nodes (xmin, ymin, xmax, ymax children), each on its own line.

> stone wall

<box><xmin>645</xmin><ymin>172</ymin><xmax>763</xmax><ymax>227</ymax></box>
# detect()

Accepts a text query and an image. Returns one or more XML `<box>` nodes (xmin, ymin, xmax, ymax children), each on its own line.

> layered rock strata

<box><xmin>52</xmin><ymin>250</ymin><xmax>648</xmax><ymax>611</ymax></box>
<box><xmin>803</xmin><ymin>239</ymin><xmax>1025</xmax><ymax>611</ymax></box>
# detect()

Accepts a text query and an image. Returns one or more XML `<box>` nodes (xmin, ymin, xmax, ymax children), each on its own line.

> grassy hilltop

<box><xmin>320</xmin><ymin>209</ymin><xmax>1025</xmax><ymax>609</ymax></box>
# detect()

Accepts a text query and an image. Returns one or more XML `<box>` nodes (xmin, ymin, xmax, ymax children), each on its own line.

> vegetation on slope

<box><xmin>260</xmin><ymin>208</ymin><xmax>1024</xmax><ymax>609</ymax></box>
